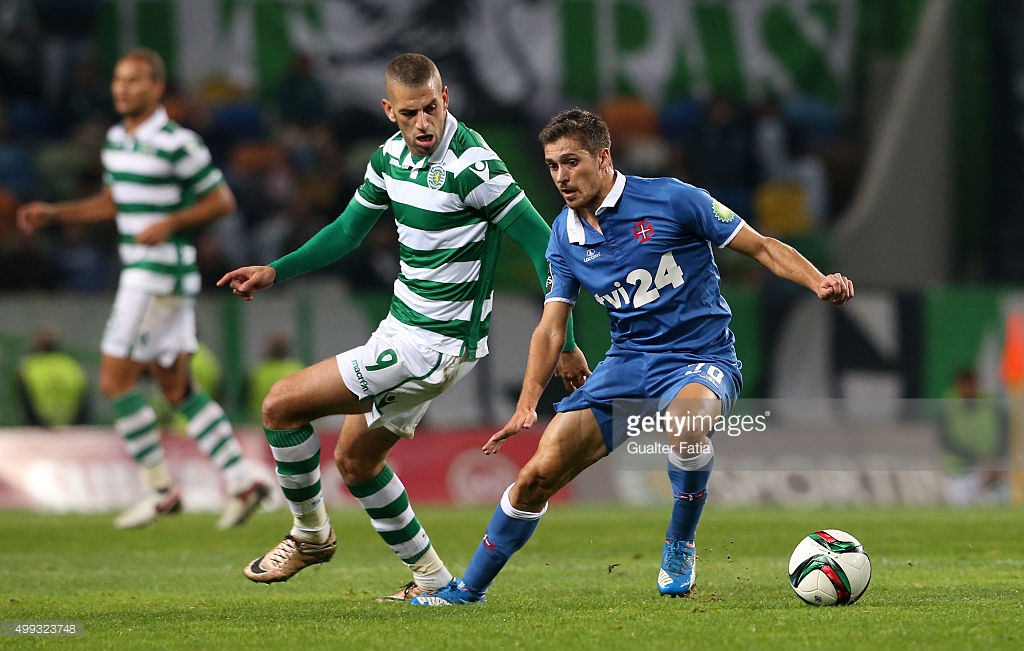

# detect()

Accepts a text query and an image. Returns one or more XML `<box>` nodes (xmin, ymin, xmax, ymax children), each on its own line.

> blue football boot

<box><xmin>658</xmin><ymin>540</ymin><xmax>696</xmax><ymax>596</ymax></box>
<box><xmin>409</xmin><ymin>579</ymin><xmax>485</xmax><ymax>606</ymax></box>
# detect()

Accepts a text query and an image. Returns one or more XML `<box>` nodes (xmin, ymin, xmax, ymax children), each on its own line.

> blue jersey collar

<box><xmin>566</xmin><ymin>171</ymin><xmax>626</xmax><ymax>244</ymax></box>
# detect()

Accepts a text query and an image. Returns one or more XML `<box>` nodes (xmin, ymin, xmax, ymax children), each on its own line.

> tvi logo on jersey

<box><xmin>594</xmin><ymin>252</ymin><xmax>684</xmax><ymax>309</ymax></box>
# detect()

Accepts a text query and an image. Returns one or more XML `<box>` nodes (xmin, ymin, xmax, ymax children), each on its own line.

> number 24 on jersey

<box><xmin>594</xmin><ymin>252</ymin><xmax>684</xmax><ymax>309</ymax></box>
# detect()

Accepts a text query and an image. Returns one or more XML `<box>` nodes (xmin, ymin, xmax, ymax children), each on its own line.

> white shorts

<box><xmin>101</xmin><ymin>286</ymin><xmax>197</xmax><ymax>367</ymax></box>
<box><xmin>337</xmin><ymin>319</ymin><xmax>478</xmax><ymax>438</ymax></box>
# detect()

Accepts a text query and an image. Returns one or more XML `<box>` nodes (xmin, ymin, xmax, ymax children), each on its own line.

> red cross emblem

<box><xmin>633</xmin><ymin>220</ymin><xmax>654</xmax><ymax>242</ymax></box>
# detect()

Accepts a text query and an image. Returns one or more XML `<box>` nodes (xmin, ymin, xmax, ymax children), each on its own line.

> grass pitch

<box><xmin>2</xmin><ymin>504</ymin><xmax>1021</xmax><ymax>649</ymax></box>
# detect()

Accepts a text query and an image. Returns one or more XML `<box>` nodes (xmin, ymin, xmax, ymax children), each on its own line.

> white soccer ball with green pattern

<box><xmin>788</xmin><ymin>529</ymin><xmax>871</xmax><ymax>605</ymax></box>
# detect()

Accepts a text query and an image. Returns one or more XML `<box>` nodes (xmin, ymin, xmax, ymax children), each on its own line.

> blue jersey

<box><xmin>545</xmin><ymin>173</ymin><xmax>743</xmax><ymax>361</ymax></box>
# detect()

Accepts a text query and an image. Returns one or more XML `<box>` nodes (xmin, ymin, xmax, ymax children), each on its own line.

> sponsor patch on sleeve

<box><xmin>712</xmin><ymin>199</ymin><xmax>736</xmax><ymax>222</ymax></box>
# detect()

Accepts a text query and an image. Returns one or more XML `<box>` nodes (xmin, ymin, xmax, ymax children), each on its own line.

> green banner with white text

<box><xmin>89</xmin><ymin>0</ymin><xmax>891</xmax><ymax>119</ymax></box>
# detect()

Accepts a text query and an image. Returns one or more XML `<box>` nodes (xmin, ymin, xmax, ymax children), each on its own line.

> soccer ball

<box><xmin>788</xmin><ymin>529</ymin><xmax>871</xmax><ymax>605</ymax></box>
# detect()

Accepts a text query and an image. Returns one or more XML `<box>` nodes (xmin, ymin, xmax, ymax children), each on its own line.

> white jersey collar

<box><xmin>401</xmin><ymin>111</ymin><xmax>458</xmax><ymax>169</ymax></box>
<box><xmin>566</xmin><ymin>171</ymin><xmax>625</xmax><ymax>245</ymax></box>
<box><xmin>127</xmin><ymin>105</ymin><xmax>169</xmax><ymax>140</ymax></box>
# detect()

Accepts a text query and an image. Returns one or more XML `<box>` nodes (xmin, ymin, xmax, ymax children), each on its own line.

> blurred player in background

<box><xmin>16</xmin><ymin>48</ymin><xmax>269</xmax><ymax>530</ymax></box>
<box><xmin>219</xmin><ymin>53</ymin><xmax>588</xmax><ymax>599</ymax></box>
<box><xmin>937</xmin><ymin>368</ymin><xmax>1008</xmax><ymax>505</ymax></box>
<box><xmin>411</xmin><ymin>108</ymin><xmax>854</xmax><ymax>606</ymax></box>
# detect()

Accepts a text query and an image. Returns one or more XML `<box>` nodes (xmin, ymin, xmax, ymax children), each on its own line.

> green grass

<box><xmin>2</xmin><ymin>505</ymin><xmax>1022</xmax><ymax>649</ymax></box>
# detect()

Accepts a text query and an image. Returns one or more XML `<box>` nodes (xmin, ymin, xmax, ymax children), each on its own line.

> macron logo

<box><xmin>584</xmin><ymin>248</ymin><xmax>601</xmax><ymax>262</ymax></box>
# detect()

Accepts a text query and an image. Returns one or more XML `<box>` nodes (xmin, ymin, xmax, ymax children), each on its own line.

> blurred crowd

<box><xmin>1</xmin><ymin>8</ymin><xmax>864</xmax><ymax>296</ymax></box>
<box><xmin>0</xmin><ymin>41</ymin><xmax>403</xmax><ymax>293</ymax></box>
<box><xmin>595</xmin><ymin>92</ymin><xmax>865</xmax><ymax>292</ymax></box>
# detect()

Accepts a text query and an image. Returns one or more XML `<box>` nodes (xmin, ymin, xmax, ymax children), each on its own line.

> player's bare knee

<box><xmin>98</xmin><ymin>376</ymin><xmax>120</xmax><ymax>399</ymax></box>
<box><xmin>161</xmin><ymin>383</ymin><xmax>189</xmax><ymax>407</ymax></box>
<box><xmin>332</xmin><ymin>441</ymin><xmax>347</xmax><ymax>472</ymax></box>
<box><xmin>333</xmin><ymin>444</ymin><xmax>362</xmax><ymax>483</ymax></box>
<box><xmin>671</xmin><ymin>429</ymin><xmax>709</xmax><ymax>449</ymax></box>
<box><xmin>514</xmin><ymin>465</ymin><xmax>558</xmax><ymax>507</ymax></box>
<box><xmin>261</xmin><ymin>380</ymin><xmax>297</xmax><ymax>429</ymax></box>
<box><xmin>99</xmin><ymin>372</ymin><xmax>133</xmax><ymax>400</ymax></box>
<box><xmin>336</xmin><ymin>441</ymin><xmax>387</xmax><ymax>484</ymax></box>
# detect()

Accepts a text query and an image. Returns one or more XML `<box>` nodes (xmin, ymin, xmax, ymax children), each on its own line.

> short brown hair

<box><xmin>538</xmin><ymin>108</ymin><xmax>612</xmax><ymax>157</ymax></box>
<box><xmin>385</xmin><ymin>53</ymin><xmax>441</xmax><ymax>88</ymax></box>
<box><xmin>121</xmin><ymin>47</ymin><xmax>166</xmax><ymax>84</ymax></box>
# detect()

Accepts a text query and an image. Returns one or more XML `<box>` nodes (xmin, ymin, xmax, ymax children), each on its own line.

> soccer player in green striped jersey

<box><xmin>219</xmin><ymin>53</ymin><xmax>590</xmax><ymax>598</ymax></box>
<box><xmin>16</xmin><ymin>48</ymin><xmax>270</xmax><ymax>530</ymax></box>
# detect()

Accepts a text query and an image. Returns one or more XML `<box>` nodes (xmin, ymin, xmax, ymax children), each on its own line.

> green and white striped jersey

<box><xmin>102</xmin><ymin>105</ymin><xmax>225</xmax><ymax>296</ymax></box>
<box><xmin>351</xmin><ymin>113</ymin><xmax>534</xmax><ymax>359</ymax></box>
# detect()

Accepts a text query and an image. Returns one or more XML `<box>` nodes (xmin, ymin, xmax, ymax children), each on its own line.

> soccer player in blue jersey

<box><xmin>411</xmin><ymin>108</ymin><xmax>854</xmax><ymax>605</ymax></box>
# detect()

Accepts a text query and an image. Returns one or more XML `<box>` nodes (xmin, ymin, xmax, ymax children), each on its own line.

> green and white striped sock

<box><xmin>348</xmin><ymin>465</ymin><xmax>451</xmax><ymax>588</ymax></box>
<box><xmin>179</xmin><ymin>390</ymin><xmax>250</xmax><ymax>494</ymax></box>
<box><xmin>265</xmin><ymin>425</ymin><xmax>329</xmax><ymax>542</ymax></box>
<box><xmin>113</xmin><ymin>390</ymin><xmax>164</xmax><ymax>469</ymax></box>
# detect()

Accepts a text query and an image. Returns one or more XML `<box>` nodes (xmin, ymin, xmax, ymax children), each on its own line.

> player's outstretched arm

<box><xmin>16</xmin><ymin>189</ymin><xmax>117</xmax><ymax>233</ymax></box>
<box><xmin>485</xmin><ymin>301</ymin><xmax>573</xmax><ymax>455</ymax></box>
<box><xmin>266</xmin><ymin>202</ymin><xmax>380</xmax><ymax>284</ymax></box>
<box><xmin>219</xmin><ymin>203</ymin><xmax>379</xmax><ymax>302</ymax></box>
<box><xmin>727</xmin><ymin>223</ymin><xmax>854</xmax><ymax>305</ymax></box>
<box><xmin>15</xmin><ymin>202</ymin><xmax>57</xmax><ymax>234</ymax></box>
<box><xmin>217</xmin><ymin>266</ymin><xmax>277</xmax><ymax>301</ymax></box>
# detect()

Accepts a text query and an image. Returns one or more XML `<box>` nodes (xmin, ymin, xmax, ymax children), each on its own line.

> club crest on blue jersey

<box><xmin>633</xmin><ymin>220</ymin><xmax>654</xmax><ymax>242</ymax></box>
<box><xmin>427</xmin><ymin>164</ymin><xmax>446</xmax><ymax>189</ymax></box>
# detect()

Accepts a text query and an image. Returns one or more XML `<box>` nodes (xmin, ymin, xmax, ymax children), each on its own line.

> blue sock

<box><xmin>462</xmin><ymin>485</ymin><xmax>546</xmax><ymax>597</ymax></box>
<box><xmin>666</xmin><ymin>447</ymin><xmax>713</xmax><ymax>544</ymax></box>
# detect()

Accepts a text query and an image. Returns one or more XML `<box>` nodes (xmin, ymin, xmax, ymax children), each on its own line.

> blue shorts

<box><xmin>553</xmin><ymin>348</ymin><xmax>742</xmax><ymax>453</ymax></box>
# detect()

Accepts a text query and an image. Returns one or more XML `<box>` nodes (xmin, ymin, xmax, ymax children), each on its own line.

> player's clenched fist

<box><xmin>15</xmin><ymin>202</ymin><xmax>57</xmax><ymax>234</ymax></box>
<box><xmin>818</xmin><ymin>273</ymin><xmax>854</xmax><ymax>305</ymax></box>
